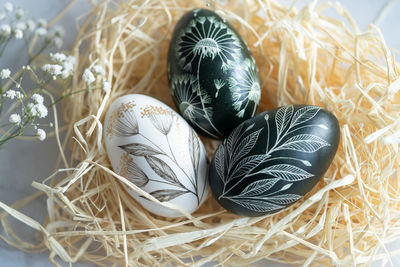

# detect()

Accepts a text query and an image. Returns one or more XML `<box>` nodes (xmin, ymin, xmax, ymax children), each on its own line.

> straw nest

<box><xmin>2</xmin><ymin>0</ymin><xmax>400</xmax><ymax>266</ymax></box>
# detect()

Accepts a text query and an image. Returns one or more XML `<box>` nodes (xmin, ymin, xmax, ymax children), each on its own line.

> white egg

<box><xmin>104</xmin><ymin>94</ymin><xmax>209</xmax><ymax>217</ymax></box>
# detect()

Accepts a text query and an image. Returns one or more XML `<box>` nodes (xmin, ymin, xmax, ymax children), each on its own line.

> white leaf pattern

<box><xmin>259</xmin><ymin>164</ymin><xmax>313</xmax><ymax>181</ymax></box>
<box><xmin>259</xmin><ymin>194</ymin><xmax>302</xmax><ymax>205</ymax></box>
<box><xmin>228</xmin><ymin>154</ymin><xmax>269</xmax><ymax>182</ymax></box>
<box><xmin>230</xmin><ymin>198</ymin><xmax>283</xmax><ymax>213</ymax></box>
<box><xmin>279</xmin><ymin>134</ymin><xmax>330</xmax><ymax>153</ymax></box>
<box><xmin>240</xmin><ymin>178</ymin><xmax>279</xmax><ymax>197</ymax></box>
<box><xmin>226</xmin><ymin>122</ymin><xmax>245</xmax><ymax>154</ymax></box>
<box><xmin>231</xmin><ymin>128</ymin><xmax>262</xmax><ymax>164</ymax></box>
<box><xmin>214</xmin><ymin>144</ymin><xmax>225</xmax><ymax>181</ymax></box>
<box><xmin>275</xmin><ymin>105</ymin><xmax>293</xmax><ymax>139</ymax></box>
<box><xmin>290</xmin><ymin>106</ymin><xmax>320</xmax><ymax>128</ymax></box>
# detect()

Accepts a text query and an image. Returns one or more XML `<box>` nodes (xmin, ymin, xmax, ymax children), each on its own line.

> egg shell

<box><xmin>209</xmin><ymin>105</ymin><xmax>340</xmax><ymax>217</ymax></box>
<box><xmin>104</xmin><ymin>94</ymin><xmax>209</xmax><ymax>218</ymax></box>
<box><xmin>168</xmin><ymin>8</ymin><xmax>261</xmax><ymax>139</ymax></box>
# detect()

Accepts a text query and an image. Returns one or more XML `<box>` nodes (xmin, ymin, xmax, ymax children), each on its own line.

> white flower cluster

<box><xmin>0</xmin><ymin>2</ymin><xmax>64</xmax><ymax>48</ymax></box>
<box><xmin>27</xmin><ymin>93</ymin><xmax>48</xmax><ymax>118</ymax></box>
<box><xmin>82</xmin><ymin>65</ymin><xmax>112</xmax><ymax>93</ymax></box>
<box><xmin>42</xmin><ymin>53</ymin><xmax>76</xmax><ymax>80</ymax></box>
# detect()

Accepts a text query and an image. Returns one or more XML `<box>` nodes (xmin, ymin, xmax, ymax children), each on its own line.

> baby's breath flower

<box><xmin>15</xmin><ymin>9</ymin><xmax>25</xmax><ymax>20</ymax></box>
<box><xmin>25</xmin><ymin>19</ymin><xmax>35</xmax><ymax>31</ymax></box>
<box><xmin>53</xmin><ymin>37</ymin><xmax>63</xmax><ymax>48</ymax></box>
<box><xmin>36</xmin><ymin>128</ymin><xmax>46</xmax><ymax>141</ymax></box>
<box><xmin>52</xmin><ymin>25</ymin><xmax>64</xmax><ymax>37</ymax></box>
<box><xmin>15</xmin><ymin>22</ymin><xmax>27</xmax><ymax>31</ymax></box>
<box><xmin>4</xmin><ymin>89</ymin><xmax>16</xmax><ymax>99</ymax></box>
<box><xmin>92</xmin><ymin>65</ymin><xmax>105</xmax><ymax>76</ymax></box>
<box><xmin>83</xmin><ymin>68</ymin><xmax>95</xmax><ymax>85</ymax></box>
<box><xmin>42</xmin><ymin>64</ymin><xmax>62</xmax><ymax>77</ymax></box>
<box><xmin>0</xmin><ymin>68</ymin><xmax>11</xmax><ymax>79</ymax></box>
<box><xmin>50</xmin><ymin>52</ymin><xmax>66</xmax><ymax>63</ymax></box>
<box><xmin>27</xmin><ymin>102</ymin><xmax>48</xmax><ymax>118</ymax></box>
<box><xmin>37</xmin><ymin>18</ymin><xmax>47</xmax><ymax>28</ymax></box>
<box><xmin>0</xmin><ymin>12</ymin><xmax>5</xmax><ymax>20</ymax></box>
<box><xmin>35</xmin><ymin>27</ymin><xmax>47</xmax><ymax>37</ymax></box>
<box><xmin>14</xmin><ymin>29</ymin><xmax>23</xmax><ymax>39</ymax></box>
<box><xmin>1</xmin><ymin>24</ymin><xmax>11</xmax><ymax>36</ymax></box>
<box><xmin>9</xmin><ymin>113</ymin><xmax>21</xmax><ymax>125</ymax></box>
<box><xmin>31</xmin><ymin>93</ymin><xmax>44</xmax><ymax>104</ymax></box>
<box><xmin>103</xmin><ymin>81</ymin><xmax>111</xmax><ymax>93</ymax></box>
<box><xmin>4</xmin><ymin>2</ymin><xmax>13</xmax><ymax>13</ymax></box>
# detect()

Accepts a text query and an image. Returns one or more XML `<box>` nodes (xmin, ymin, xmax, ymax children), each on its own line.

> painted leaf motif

<box><xmin>188</xmin><ymin>129</ymin><xmax>200</xmax><ymax>175</ymax></box>
<box><xmin>230</xmin><ymin>198</ymin><xmax>283</xmax><ymax>213</ymax></box>
<box><xmin>232</xmin><ymin>128</ymin><xmax>262</xmax><ymax>164</ymax></box>
<box><xmin>125</xmin><ymin>161</ymin><xmax>149</xmax><ymax>187</ymax></box>
<box><xmin>145</xmin><ymin>156</ymin><xmax>181</xmax><ymax>186</ymax></box>
<box><xmin>260</xmin><ymin>194</ymin><xmax>302</xmax><ymax>205</ymax></box>
<box><xmin>119</xmin><ymin>143</ymin><xmax>163</xmax><ymax>157</ymax></box>
<box><xmin>149</xmin><ymin>189</ymin><xmax>187</xmax><ymax>202</ymax></box>
<box><xmin>214</xmin><ymin>144</ymin><xmax>225</xmax><ymax>182</ymax></box>
<box><xmin>228</xmin><ymin>154</ymin><xmax>269</xmax><ymax>182</ymax></box>
<box><xmin>226</xmin><ymin>122</ymin><xmax>245</xmax><ymax>154</ymax></box>
<box><xmin>290</xmin><ymin>106</ymin><xmax>320</xmax><ymax>128</ymax></box>
<box><xmin>275</xmin><ymin>105</ymin><xmax>293</xmax><ymax>138</ymax></box>
<box><xmin>240</xmin><ymin>178</ymin><xmax>279</xmax><ymax>197</ymax></box>
<box><xmin>259</xmin><ymin>164</ymin><xmax>313</xmax><ymax>181</ymax></box>
<box><xmin>279</xmin><ymin>134</ymin><xmax>330</xmax><ymax>153</ymax></box>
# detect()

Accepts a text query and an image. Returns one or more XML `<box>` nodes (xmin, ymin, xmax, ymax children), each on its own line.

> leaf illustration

<box><xmin>230</xmin><ymin>198</ymin><xmax>283</xmax><ymax>213</ymax></box>
<box><xmin>119</xmin><ymin>143</ymin><xmax>164</xmax><ymax>157</ymax></box>
<box><xmin>280</xmin><ymin>183</ymin><xmax>293</xmax><ymax>191</ymax></box>
<box><xmin>148</xmin><ymin>189</ymin><xmax>187</xmax><ymax>202</ymax></box>
<box><xmin>188</xmin><ymin>129</ymin><xmax>200</xmax><ymax>175</ymax></box>
<box><xmin>259</xmin><ymin>164</ymin><xmax>313</xmax><ymax>181</ymax></box>
<box><xmin>232</xmin><ymin>128</ymin><xmax>262</xmax><ymax>164</ymax></box>
<box><xmin>260</xmin><ymin>194</ymin><xmax>302</xmax><ymax>205</ymax></box>
<box><xmin>228</xmin><ymin>154</ymin><xmax>269</xmax><ymax>182</ymax></box>
<box><xmin>125</xmin><ymin>161</ymin><xmax>149</xmax><ymax>187</ymax></box>
<box><xmin>226</xmin><ymin>122</ymin><xmax>245</xmax><ymax>154</ymax></box>
<box><xmin>245</xmin><ymin>123</ymin><xmax>255</xmax><ymax>132</ymax></box>
<box><xmin>214</xmin><ymin>144</ymin><xmax>225</xmax><ymax>181</ymax></box>
<box><xmin>275</xmin><ymin>106</ymin><xmax>293</xmax><ymax>139</ymax></box>
<box><xmin>279</xmin><ymin>134</ymin><xmax>330</xmax><ymax>153</ymax></box>
<box><xmin>290</xmin><ymin>106</ymin><xmax>320</xmax><ymax>128</ymax></box>
<box><xmin>240</xmin><ymin>178</ymin><xmax>279</xmax><ymax>197</ymax></box>
<box><xmin>145</xmin><ymin>156</ymin><xmax>182</xmax><ymax>187</ymax></box>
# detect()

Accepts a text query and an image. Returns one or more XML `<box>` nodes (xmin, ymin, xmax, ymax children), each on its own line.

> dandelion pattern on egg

<box><xmin>168</xmin><ymin>8</ymin><xmax>261</xmax><ymax>139</ymax></box>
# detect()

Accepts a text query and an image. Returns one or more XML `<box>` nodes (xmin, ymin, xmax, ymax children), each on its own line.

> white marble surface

<box><xmin>0</xmin><ymin>0</ymin><xmax>399</xmax><ymax>266</ymax></box>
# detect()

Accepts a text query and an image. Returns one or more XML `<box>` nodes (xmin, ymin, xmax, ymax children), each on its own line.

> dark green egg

<box><xmin>167</xmin><ymin>8</ymin><xmax>261</xmax><ymax>139</ymax></box>
<box><xmin>209</xmin><ymin>105</ymin><xmax>340</xmax><ymax>217</ymax></box>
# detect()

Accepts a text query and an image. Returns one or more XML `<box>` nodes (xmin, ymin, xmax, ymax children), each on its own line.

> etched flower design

<box><xmin>141</xmin><ymin>105</ymin><xmax>175</xmax><ymax>135</ymax></box>
<box><xmin>176</xmin><ymin>16</ymin><xmax>242</xmax><ymax>72</ymax></box>
<box><xmin>107</xmin><ymin>101</ymin><xmax>138</xmax><ymax>137</ymax></box>
<box><xmin>229</xmin><ymin>58</ymin><xmax>261</xmax><ymax>118</ymax></box>
<box><xmin>171</xmin><ymin>74</ymin><xmax>213</xmax><ymax>123</ymax></box>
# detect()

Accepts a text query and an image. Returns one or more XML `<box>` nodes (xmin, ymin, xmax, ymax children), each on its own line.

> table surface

<box><xmin>0</xmin><ymin>0</ymin><xmax>399</xmax><ymax>266</ymax></box>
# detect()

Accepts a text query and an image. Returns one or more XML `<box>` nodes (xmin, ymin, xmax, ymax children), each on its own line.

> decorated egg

<box><xmin>104</xmin><ymin>94</ymin><xmax>209</xmax><ymax>218</ymax></box>
<box><xmin>167</xmin><ymin>8</ymin><xmax>261</xmax><ymax>139</ymax></box>
<box><xmin>209</xmin><ymin>105</ymin><xmax>340</xmax><ymax>217</ymax></box>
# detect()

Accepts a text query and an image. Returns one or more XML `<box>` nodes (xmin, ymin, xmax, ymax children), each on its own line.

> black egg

<box><xmin>167</xmin><ymin>8</ymin><xmax>261</xmax><ymax>139</ymax></box>
<box><xmin>209</xmin><ymin>105</ymin><xmax>340</xmax><ymax>217</ymax></box>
